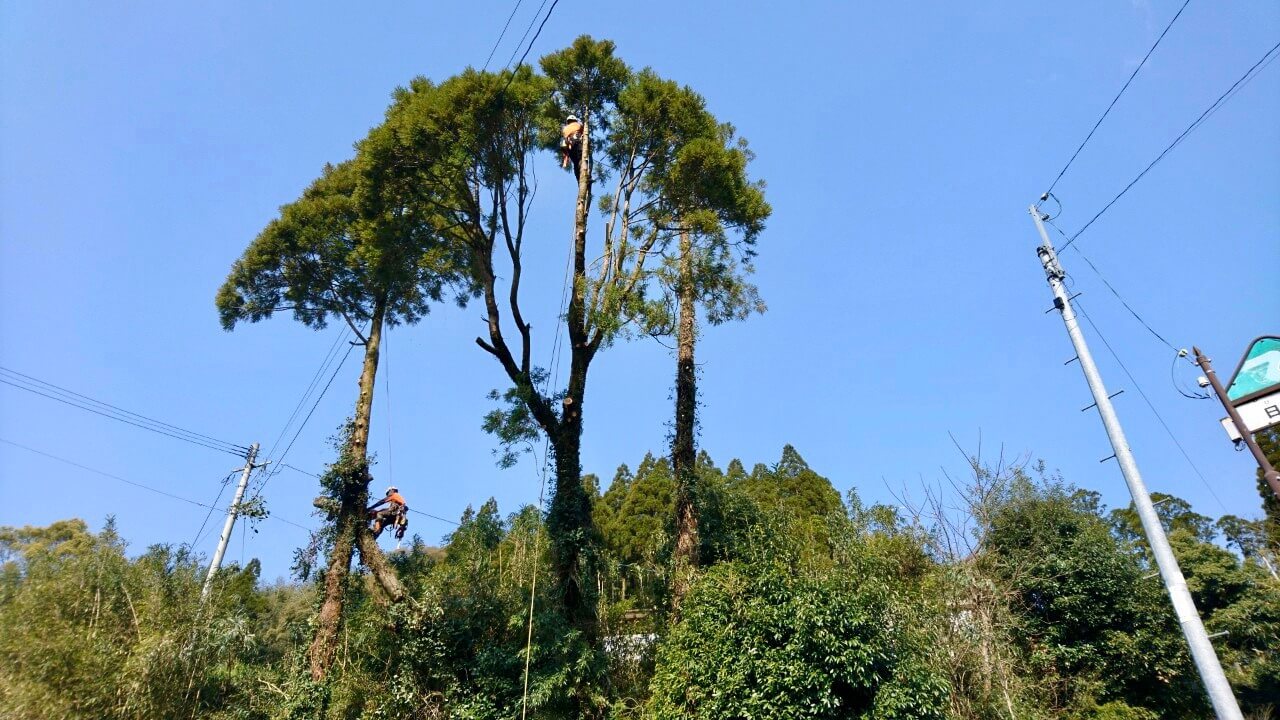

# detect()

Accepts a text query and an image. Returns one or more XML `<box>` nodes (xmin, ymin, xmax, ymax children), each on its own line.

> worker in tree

<box><xmin>368</xmin><ymin>485</ymin><xmax>408</xmax><ymax>540</ymax></box>
<box><xmin>561</xmin><ymin>114</ymin><xmax>583</xmax><ymax>177</ymax></box>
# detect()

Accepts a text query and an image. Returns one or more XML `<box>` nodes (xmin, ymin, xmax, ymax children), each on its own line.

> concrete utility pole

<box><xmin>202</xmin><ymin>442</ymin><xmax>260</xmax><ymax>600</ymax></box>
<box><xmin>1192</xmin><ymin>347</ymin><xmax>1280</xmax><ymax>500</ymax></box>
<box><xmin>1029</xmin><ymin>206</ymin><xmax>1243</xmax><ymax>720</ymax></box>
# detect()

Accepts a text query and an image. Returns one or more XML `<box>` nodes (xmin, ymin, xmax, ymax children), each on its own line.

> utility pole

<box><xmin>1192</xmin><ymin>347</ymin><xmax>1280</xmax><ymax>500</ymax></box>
<box><xmin>1029</xmin><ymin>206</ymin><xmax>1243</xmax><ymax>719</ymax></box>
<box><xmin>201</xmin><ymin>442</ymin><xmax>261</xmax><ymax>600</ymax></box>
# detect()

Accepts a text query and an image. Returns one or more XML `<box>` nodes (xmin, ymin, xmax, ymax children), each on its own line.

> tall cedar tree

<box><xmin>215</xmin><ymin>157</ymin><xmax>466</xmax><ymax>680</ymax></box>
<box><xmin>621</xmin><ymin>78</ymin><xmax>769</xmax><ymax>607</ymax></box>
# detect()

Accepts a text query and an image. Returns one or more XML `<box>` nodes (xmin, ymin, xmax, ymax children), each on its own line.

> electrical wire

<box><xmin>483</xmin><ymin>0</ymin><xmax>526</xmax><ymax>71</ymax></box>
<box><xmin>261</xmin><ymin>328</ymin><xmax>351</xmax><ymax>466</ymax></box>
<box><xmin>1073</xmin><ymin>302</ymin><xmax>1229</xmax><ymax>513</ymax></box>
<box><xmin>500</xmin><ymin>0</ymin><xmax>560</xmax><ymax>97</ymax></box>
<box><xmin>1070</xmin><ymin>246</ymin><xmax>1176</xmax><ymax>352</ymax></box>
<box><xmin>1</xmin><ymin>436</ymin><xmax>225</xmax><ymax>509</ymax></box>
<box><xmin>1044</xmin><ymin>218</ymin><xmax>1179</xmax><ymax>352</ymax></box>
<box><xmin>0</xmin><ymin>436</ymin><xmax>310</xmax><ymax>532</ymax></box>
<box><xmin>1046</xmin><ymin>219</ymin><xmax>1210</xmax><ymax>401</ymax></box>
<box><xmin>277</xmin><ymin>462</ymin><xmax>460</xmax><ymax>525</ymax></box>
<box><xmin>0</xmin><ymin>368</ymin><xmax>248</xmax><ymax>456</ymax></box>
<box><xmin>504</xmin><ymin>0</ymin><xmax>551</xmax><ymax>72</ymax></box>
<box><xmin>252</xmin><ymin>341</ymin><xmax>356</xmax><ymax>498</ymax></box>
<box><xmin>1064</xmin><ymin>39</ymin><xmax>1280</xmax><ymax>248</ymax></box>
<box><xmin>1043</xmin><ymin>0</ymin><xmax>1193</xmax><ymax>198</ymax></box>
<box><xmin>189</xmin><ymin>469</ymin><xmax>238</xmax><ymax>549</ymax></box>
<box><xmin>1171</xmin><ymin>351</ymin><xmax>1211</xmax><ymax>400</ymax></box>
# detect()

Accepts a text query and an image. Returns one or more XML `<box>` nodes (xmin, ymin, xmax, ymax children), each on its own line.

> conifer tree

<box><xmin>215</xmin><ymin>152</ymin><xmax>466</xmax><ymax>680</ymax></box>
<box><xmin>603</xmin><ymin>74</ymin><xmax>770</xmax><ymax>607</ymax></box>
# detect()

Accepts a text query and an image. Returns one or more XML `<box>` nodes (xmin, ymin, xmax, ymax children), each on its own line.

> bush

<box><xmin>648</xmin><ymin>561</ymin><xmax>948</xmax><ymax>719</ymax></box>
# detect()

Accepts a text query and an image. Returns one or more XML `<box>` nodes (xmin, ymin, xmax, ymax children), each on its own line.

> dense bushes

<box><xmin>3</xmin><ymin>449</ymin><xmax>1278</xmax><ymax>719</ymax></box>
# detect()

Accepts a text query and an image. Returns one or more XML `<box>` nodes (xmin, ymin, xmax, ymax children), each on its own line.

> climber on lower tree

<box><xmin>367</xmin><ymin>485</ymin><xmax>409</xmax><ymax>540</ymax></box>
<box><xmin>561</xmin><ymin>114</ymin><xmax>583</xmax><ymax>176</ymax></box>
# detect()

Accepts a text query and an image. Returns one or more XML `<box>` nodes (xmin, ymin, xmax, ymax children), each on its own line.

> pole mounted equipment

<box><xmin>202</xmin><ymin>443</ymin><xmax>266</xmax><ymax>600</ymax></box>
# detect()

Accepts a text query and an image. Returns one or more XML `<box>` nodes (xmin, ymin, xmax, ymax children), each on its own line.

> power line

<box><xmin>0</xmin><ymin>366</ymin><xmax>247</xmax><ymax>453</ymax></box>
<box><xmin>500</xmin><ymin>0</ymin><xmax>560</xmax><ymax>97</ymax></box>
<box><xmin>189</xmin><ymin>469</ymin><xmax>238</xmax><ymax>549</ymax></box>
<box><xmin>504</xmin><ymin>0</ymin><xmax>551</xmax><ymax>72</ymax></box>
<box><xmin>483</xmin><ymin>0</ymin><xmax>526</xmax><ymax>71</ymax></box>
<box><xmin>1074</xmin><ymin>302</ymin><xmax>1229</xmax><ymax>513</ymax></box>
<box><xmin>0</xmin><ymin>437</ymin><xmax>314</xmax><ymax>533</ymax></box>
<box><xmin>261</xmin><ymin>328</ymin><xmax>351</xmax><ymax>465</ymax></box>
<box><xmin>252</xmin><ymin>341</ymin><xmax>356</xmax><ymax>497</ymax></box>
<box><xmin>0</xmin><ymin>375</ymin><xmax>246</xmax><ymax>457</ymax></box>
<box><xmin>1043</xmin><ymin>0</ymin><xmax>1193</xmax><ymax>198</ymax></box>
<box><xmin>278</xmin><ymin>462</ymin><xmax>460</xmax><ymax>526</ymax></box>
<box><xmin>1171</xmin><ymin>351</ymin><xmax>1211</xmax><ymax>401</ymax></box>
<box><xmin>511</xmin><ymin>0</ymin><xmax>559</xmax><ymax>73</ymax></box>
<box><xmin>1065</xmin><ymin>38</ymin><xmax>1280</xmax><ymax>247</ymax></box>
<box><xmin>1044</xmin><ymin>218</ymin><xmax>1180</xmax><ymax>355</ymax></box>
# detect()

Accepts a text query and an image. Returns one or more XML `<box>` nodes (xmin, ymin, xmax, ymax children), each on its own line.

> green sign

<box><xmin>1226</xmin><ymin>336</ymin><xmax>1280</xmax><ymax>403</ymax></box>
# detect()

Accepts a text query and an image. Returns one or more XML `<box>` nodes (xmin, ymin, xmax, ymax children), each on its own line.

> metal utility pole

<box><xmin>202</xmin><ymin>442</ymin><xmax>260</xmax><ymax>600</ymax></box>
<box><xmin>1029</xmin><ymin>206</ymin><xmax>1243</xmax><ymax>719</ymax></box>
<box><xmin>1192</xmin><ymin>347</ymin><xmax>1280</xmax><ymax>500</ymax></box>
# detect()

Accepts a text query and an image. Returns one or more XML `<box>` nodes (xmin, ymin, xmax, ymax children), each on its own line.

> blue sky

<box><xmin>2</xmin><ymin>2</ymin><xmax>1277</xmax><ymax>580</ymax></box>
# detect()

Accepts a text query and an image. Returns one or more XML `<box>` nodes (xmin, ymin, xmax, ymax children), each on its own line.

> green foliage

<box><xmin>0</xmin><ymin>518</ymin><xmax>302</xmax><ymax>720</ymax></box>
<box><xmin>215</xmin><ymin>156</ymin><xmax>468</xmax><ymax>333</ymax></box>
<box><xmin>738</xmin><ymin>445</ymin><xmax>846</xmax><ymax>524</ymax></box>
<box><xmin>601</xmin><ymin>454</ymin><xmax>675</xmax><ymax>568</ymax></box>
<box><xmin>540</xmin><ymin>35</ymin><xmax>630</xmax><ymax>137</ymax></box>
<box><xmin>649</xmin><ymin>542</ymin><xmax>949</xmax><ymax>719</ymax></box>
<box><xmin>1255</xmin><ymin>427</ymin><xmax>1280</xmax><ymax>548</ymax></box>
<box><xmin>987</xmin><ymin>482</ymin><xmax>1207</xmax><ymax>717</ymax></box>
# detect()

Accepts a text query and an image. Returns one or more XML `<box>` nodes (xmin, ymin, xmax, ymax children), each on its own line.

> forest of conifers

<box><xmin>2</xmin><ymin>36</ymin><xmax>1278</xmax><ymax>720</ymax></box>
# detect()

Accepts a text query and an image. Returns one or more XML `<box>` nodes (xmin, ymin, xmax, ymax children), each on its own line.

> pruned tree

<box><xmin>215</xmin><ymin>152</ymin><xmax>467</xmax><ymax>680</ymax></box>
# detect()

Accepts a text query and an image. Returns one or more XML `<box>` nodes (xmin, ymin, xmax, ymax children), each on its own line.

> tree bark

<box><xmin>546</xmin><ymin>109</ymin><xmax>601</xmax><ymax>637</ymax></box>
<box><xmin>671</xmin><ymin>227</ymin><xmax>699</xmax><ymax>611</ymax></box>
<box><xmin>308</xmin><ymin>299</ymin><xmax>401</xmax><ymax>682</ymax></box>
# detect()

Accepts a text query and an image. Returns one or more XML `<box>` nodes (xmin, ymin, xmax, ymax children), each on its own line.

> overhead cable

<box><xmin>1074</xmin><ymin>302</ymin><xmax>1228</xmax><ymax>513</ymax></box>
<box><xmin>261</xmin><ymin>328</ymin><xmax>351</xmax><ymax>465</ymax></box>
<box><xmin>500</xmin><ymin>0</ymin><xmax>561</xmax><ymax>96</ymax></box>
<box><xmin>0</xmin><ymin>370</ymin><xmax>247</xmax><ymax>457</ymax></box>
<box><xmin>278</xmin><ymin>462</ymin><xmax>460</xmax><ymax>526</ymax></box>
<box><xmin>1064</xmin><ymin>39</ymin><xmax>1280</xmax><ymax>248</ymax></box>
<box><xmin>0</xmin><ymin>436</ymin><xmax>313</xmax><ymax>532</ymax></box>
<box><xmin>253</xmin><ymin>340</ymin><xmax>356</xmax><ymax>497</ymax></box>
<box><xmin>1043</xmin><ymin>0</ymin><xmax>1194</xmax><ymax>198</ymax></box>
<box><xmin>483</xmin><ymin>0</ymin><xmax>526</xmax><ymax>71</ymax></box>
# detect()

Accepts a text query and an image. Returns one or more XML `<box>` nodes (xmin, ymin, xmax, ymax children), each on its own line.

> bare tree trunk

<box><xmin>671</xmin><ymin>228</ymin><xmax>699</xmax><ymax>611</ymax></box>
<box><xmin>309</xmin><ymin>299</ymin><xmax>401</xmax><ymax>681</ymax></box>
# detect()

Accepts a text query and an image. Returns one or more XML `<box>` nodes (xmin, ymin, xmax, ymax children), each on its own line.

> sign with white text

<box><xmin>1220</xmin><ymin>389</ymin><xmax>1280</xmax><ymax>442</ymax></box>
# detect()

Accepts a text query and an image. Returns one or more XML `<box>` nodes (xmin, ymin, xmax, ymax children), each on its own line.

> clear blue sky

<box><xmin>2</xmin><ymin>2</ymin><xmax>1277</xmax><ymax>580</ymax></box>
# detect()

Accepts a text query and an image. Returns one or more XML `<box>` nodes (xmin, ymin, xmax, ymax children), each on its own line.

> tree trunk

<box><xmin>671</xmin><ymin>228</ymin><xmax>699</xmax><ymax>611</ymax></box>
<box><xmin>546</xmin><ymin>109</ymin><xmax>600</xmax><ymax>637</ymax></box>
<box><xmin>308</xmin><ymin>300</ymin><xmax>402</xmax><ymax>681</ymax></box>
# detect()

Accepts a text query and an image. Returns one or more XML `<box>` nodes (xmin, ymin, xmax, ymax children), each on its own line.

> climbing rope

<box><xmin>520</xmin><ymin>192</ymin><xmax>578</xmax><ymax>719</ymax></box>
